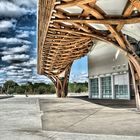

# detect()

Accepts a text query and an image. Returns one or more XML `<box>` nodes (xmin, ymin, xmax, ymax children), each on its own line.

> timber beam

<box><xmin>52</xmin><ymin>17</ymin><xmax>140</xmax><ymax>25</ymax></box>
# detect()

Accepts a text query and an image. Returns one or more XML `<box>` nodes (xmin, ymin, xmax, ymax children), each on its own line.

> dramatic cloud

<box><xmin>7</xmin><ymin>71</ymin><xmax>19</xmax><ymax>76</ymax></box>
<box><xmin>14</xmin><ymin>58</ymin><xmax>36</xmax><ymax>68</ymax></box>
<box><xmin>6</xmin><ymin>65</ymin><xmax>22</xmax><ymax>70</ymax></box>
<box><xmin>16</xmin><ymin>32</ymin><xmax>29</xmax><ymax>38</ymax></box>
<box><xmin>0</xmin><ymin>69</ymin><xmax>5</xmax><ymax>73</ymax></box>
<box><xmin>0</xmin><ymin>37</ymin><xmax>31</xmax><ymax>45</ymax></box>
<box><xmin>0</xmin><ymin>19</ymin><xmax>17</xmax><ymax>32</ymax></box>
<box><xmin>4</xmin><ymin>65</ymin><xmax>33</xmax><ymax>80</ymax></box>
<box><xmin>9</xmin><ymin>45</ymin><xmax>30</xmax><ymax>53</ymax></box>
<box><xmin>1</xmin><ymin>45</ymin><xmax>30</xmax><ymax>55</ymax></box>
<box><xmin>0</xmin><ymin>1</ymin><xmax>31</xmax><ymax>17</ymax></box>
<box><xmin>23</xmin><ymin>59</ymin><xmax>36</xmax><ymax>67</ymax></box>
<box><xmin>8</xmin><ymin>58</ymin><xmax>37</xmax><ymax>70</ymax></box>
<box><xmin>29</xmin><ymin>74</ymin><xmax>51</xmax><ymax>83</ymax></box>
<box><xmin>2</xmin><ymin>54</ymin><xmax>30</xmax><ymax>63</ymax></box>
<box><xmin>0</xmin><ymin>65</ymin><xmax>51</xmax><ymax>85</ymax></box>
<box><xmin>22</xmin><ymin>68</ymin><xmax>32</xmax><ymax>72</ymax></box>
<box><xmin>70</xmin><ymin>72</ymin><xmax>88</xmax><ymax>83</ymax></box>
<box><xmin>12</xmin><ymin>0</ymin><xmax>37</xmax><ymax>8</ymax></box>
<box><xmin>16</xmin><ymin>30</ymin><xmax>36</xmax><ymax>38</ymax></box>
<box><xmin>19</xmin><ymin>26</ymin><xmax>36</xmax><ymax>30</ymax></box>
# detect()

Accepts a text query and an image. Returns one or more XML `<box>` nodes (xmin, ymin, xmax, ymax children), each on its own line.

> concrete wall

<box><xmin>88</xmin><ymin>41</ymin><xmax>129</xmax><ymax>77</ymax></box>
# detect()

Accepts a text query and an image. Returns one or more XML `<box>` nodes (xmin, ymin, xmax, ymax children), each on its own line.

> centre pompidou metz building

<box><xmin>38</xmin><ymin>0</ymin><xmax>140</xmax><ymax>110</ymax></box>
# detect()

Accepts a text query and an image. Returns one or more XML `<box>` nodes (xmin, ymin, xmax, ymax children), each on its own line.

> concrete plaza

<box><xmin>0</xmin><ymin>95</ymin><xmax>140</xmax><ymax>140</ymax></box>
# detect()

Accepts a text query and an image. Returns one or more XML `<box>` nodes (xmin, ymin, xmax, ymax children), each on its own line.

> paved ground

<box><xmin>0</xmin><ymin>96</ymin><xmax>46</xmax><ymax>140</ymax></box>
<box><xmin>40</xmin><ymin>96</ymin><xmax>140</xmax><ymax>136</ymax></box>
<box><xmin>0</xmin><ymin>95</ymin><xmax>140</xmax><ymax>140</ymax></box>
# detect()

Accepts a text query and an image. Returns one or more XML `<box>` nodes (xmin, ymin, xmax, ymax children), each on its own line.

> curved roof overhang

<box><xmin>38</xmin><ymin>0</ymin><xmax>140</xmax><ymax>78</ymax></box>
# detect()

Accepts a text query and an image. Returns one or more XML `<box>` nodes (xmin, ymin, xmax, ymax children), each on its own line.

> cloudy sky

<box><xmin>0</xmin><ymin>0</ymin><xmax>88</xmax><ymax>85</ymax></box>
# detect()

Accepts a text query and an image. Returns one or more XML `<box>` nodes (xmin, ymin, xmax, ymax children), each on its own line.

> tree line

<box><xmin>0</xmin><ymin>80</ymin><xmax>88</xmax><ymax>95</ymax></box>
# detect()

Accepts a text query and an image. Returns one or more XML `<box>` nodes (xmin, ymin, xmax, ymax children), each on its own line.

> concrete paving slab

<box><xmin>0</xmin><ymin>97</ymin><xmax>47</xmax><ymax>140</ymax></box>
<box><xmin>40</xmin><ymin>96</ymin><xmax>140</xmax><ymax>136</ymax></box>
<box><xmin>46</xmin><ymin>131</ymin><xmax>140</xmax><ymax>140</ymax></box>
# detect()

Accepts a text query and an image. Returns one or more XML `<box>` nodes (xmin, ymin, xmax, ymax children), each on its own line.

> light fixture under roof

<box><xmin>62</xmin><ymin>6</ymin><xmax>83</xmax><ymax>14</ymax></box>
<box><xmin>88</xmin><ymin>23</ymin><xmax>108</xmax><ymax>30</ymax></box>
<box><xmin>96</xmin><ymin>0</ymin><xmax>128</xmax><ymax>15</ymax></box>
<box><xmin>62</xmin><ymin>22</ymin><xmax>72</xmax><ymax>26</ymax></box>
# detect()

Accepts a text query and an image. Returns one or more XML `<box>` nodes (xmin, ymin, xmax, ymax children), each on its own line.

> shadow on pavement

<box><xmin>0</xmin><ymin>95</ymin><xmax>14</xmax><ymax>100</ymax></box>
<box><xmin>69</xmin><ymin>95</ymin><xmax>136</xmax><ymax>109</ymax></box>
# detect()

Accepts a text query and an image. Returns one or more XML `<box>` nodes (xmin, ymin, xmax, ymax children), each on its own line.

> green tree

<box><xmin>26</xmin><ymin>82</ymin><xmax>34</xmax><ymax>94</ymax></box>
<box><xmin>0</xmin><ymin>86</ymin><xmax>3</xmax><ymax>94</ymax></box>
<box><xmin>3</xmin><ymin>80</ymin><xmax>18</xmax><ymax>94</ymax></box>
<box><xmin>7</xmin><ymin>88</ymin><xmax>15</xmax><ymax>94</ymax></box>
<box><xmin>37</xmin><ymin>86</ymin><xmax>47</xmax><ymax>94</ymax></box>
<box><xmin>49</xmin><ymin>84</ymin><xmax>56</xmax><ymax>94</ymax></box>
<box><xmin>68</xmin><ymin>82</ymin><xmax>88</xmax><ymax>93</ymax></box>
<box><xmin>16</xmin><ymin>86</ymin><xmax>25</xmax><ymax>94</ymax></box>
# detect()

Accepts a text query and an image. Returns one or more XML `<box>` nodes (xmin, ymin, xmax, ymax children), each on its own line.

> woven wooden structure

<box><xmin>38</xmin><ymin>0</ymin><xmax>140</xmax><ymax>109</ymax></box>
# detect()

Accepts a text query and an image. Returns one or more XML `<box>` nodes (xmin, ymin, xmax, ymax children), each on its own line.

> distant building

<box><xmin>88</xmin><ymin>42</ymin><xmax>132</xmax><ymax>100</ymax></box>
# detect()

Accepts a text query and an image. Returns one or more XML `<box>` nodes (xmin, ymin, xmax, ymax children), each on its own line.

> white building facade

<box><xmin>88</xmin><ymin>42</ymin><xmax>130</xmax><ymax>100</ymax></box>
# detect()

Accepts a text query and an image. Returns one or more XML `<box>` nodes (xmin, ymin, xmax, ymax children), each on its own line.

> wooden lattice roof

<box><xmin>38</xmin><ymin>0</ymin><xmax>140</xmax><ymax>78</ymax></box>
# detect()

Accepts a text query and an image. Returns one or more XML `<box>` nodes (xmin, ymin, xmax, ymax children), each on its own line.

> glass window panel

<box><xmin>101</xmin><ymin>76</ymin><xmax>112</xmax><ymax>99</ymax></box>
<box><xmin>90</xmin><ymin>78</ymin><xmax>99</xmax><ymax>98</ymax></box>
<box><xmin>114</xmin><ymin>74</ymin><xmax>129</xmax><ymax>99</ymax></box>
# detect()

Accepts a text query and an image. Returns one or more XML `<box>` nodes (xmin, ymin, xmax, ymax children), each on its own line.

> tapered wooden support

<box><xmin>56</xmin><ymin>80</ymin><xmax>62</xmax><ymax>97</ymax></box>
<box><xmin>121</xmin><ymin>35</ymin><xmax>140</xmax><ymax>110</ymax></box>
<box><xmin>129</xmin><ymin>61</ymin><xmax>140</xmax><ymax>110</ymax></box>
<box><xmin>55</xmin><ymin>77</ymin><xmax>69</xmax><ymax>97</ymax></box>
<box><xmin>52</xmin><ymin>63</ymin><xmax>72</xmax><ymax>98</ymax></box>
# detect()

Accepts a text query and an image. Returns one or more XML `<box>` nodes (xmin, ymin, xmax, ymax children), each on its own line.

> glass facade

<box><xmin>114</xmin><ymin>74</ymin><xmax>129</xmax><ymax>99</ymax></box>
<box><xmin>115</xmin><ymin>85</ymin><xmax>128</xmax><ymax>99</ymax></box>
<box><xmin>90</xmin><ymin>78</ymin><xmax>99</xmax><ymax>98</ymax></box>
<box><xmin>90</xmin><ymin>73</ymin><xmax>129</xmax><ymax>99</ymax></box>
<box><xmin>101</xmin><ymin>76</ymin><xmax>112</xmax><ymax>99</ymax></box>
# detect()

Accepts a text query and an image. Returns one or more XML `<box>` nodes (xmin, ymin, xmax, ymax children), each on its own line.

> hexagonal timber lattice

<box><xmin>38</xmin><ymin>0</ymin><xmax>140</xmax><ymax>110</ymax></box>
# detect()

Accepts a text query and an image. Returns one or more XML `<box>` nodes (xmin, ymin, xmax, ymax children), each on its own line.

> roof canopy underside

<box><xmin>38</xmin><ymin>0</ymin><xmax>140</xmax><ymax>77</ymax></box>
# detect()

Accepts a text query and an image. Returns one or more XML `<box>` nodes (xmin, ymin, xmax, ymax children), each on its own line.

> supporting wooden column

<box><xmin>55</xmin><ymin>63</ymin><xmax>72</xmax><ymax>98</ymax></box>
<box><xmin>121</xmin><ymin>35</ymin><xmax>140</xmax><ymax>110</ymax></box>
<box><xmin>128</xmin><ymin>58</ymin><xmax>140</xmax><ymax>110</ymax></box>
<box><xmin>55</xmin><ymin>78</ymin><xmax>67</xmax><ymax>97</ymax></box>
<box><xmin>56</xmin><ymin>79</ymin><xmax>62</xmax><ymax>97</ymax></box>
